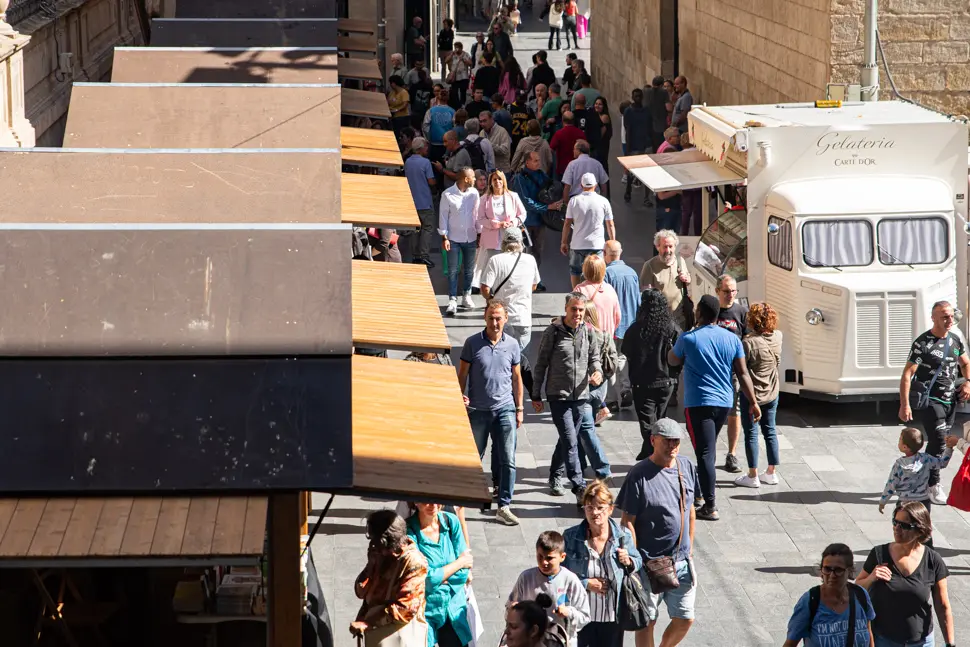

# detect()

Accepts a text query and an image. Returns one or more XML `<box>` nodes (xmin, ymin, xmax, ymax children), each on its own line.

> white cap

<box><xmin>581</xmin><ymin>172</ymin><xmax>597</xmax><ymax>188</ymax></box>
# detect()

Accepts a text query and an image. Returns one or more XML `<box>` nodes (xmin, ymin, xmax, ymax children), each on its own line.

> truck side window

<box><xmin>767</xmin><ymin>216</ymin><xmax>792</xmax><ymax>271</ymax></box>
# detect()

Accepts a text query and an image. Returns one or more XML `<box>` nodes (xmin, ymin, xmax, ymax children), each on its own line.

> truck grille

<box><xmin>888</xmin><ymin>300</ymin><xmax>916</xmax><ymax>366</ymax></box>
<box><xmin>855</xmin><ymin>293</ymin><xmax>916</xmax><ymax>369</ymax></box>
<box><xmin>855</xmin><ymin>301</ymin><xmax>882</xmax><ymax>368</ymax></box>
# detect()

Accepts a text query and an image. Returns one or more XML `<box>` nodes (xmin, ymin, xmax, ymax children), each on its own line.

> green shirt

<box><xmin>541</xmin><ymin>97</ymin><xmax>564</xmax><ymax>140</ymax></box>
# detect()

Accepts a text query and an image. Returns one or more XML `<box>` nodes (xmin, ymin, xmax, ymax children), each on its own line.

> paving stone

<box><xmin>802</xmin><ymin>455</ymin><xmax>846</xmax><ymax>472</ymax></box>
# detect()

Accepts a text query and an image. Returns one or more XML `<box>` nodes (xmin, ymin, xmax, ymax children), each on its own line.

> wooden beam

<box><xmin>267</xmin><ymin>493</ymin><xmax>302</xmax><ymax>647</ymax></box>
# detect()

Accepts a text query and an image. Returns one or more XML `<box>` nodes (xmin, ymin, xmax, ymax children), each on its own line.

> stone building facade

<box><xmin>592</xmin><ymin>0</ymin><xmax>970</xmax><ymax>116</ymax></box>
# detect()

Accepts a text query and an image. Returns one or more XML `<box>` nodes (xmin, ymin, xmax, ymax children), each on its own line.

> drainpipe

<box><xmin>861</xmin><ymin>0</ymin><xmax>879</xmax><ymax>101</ymax></box>
<box><xmin>377</xmin><ymin>0</ymin><xmax>387</xmax><ymax>89</ymax></box>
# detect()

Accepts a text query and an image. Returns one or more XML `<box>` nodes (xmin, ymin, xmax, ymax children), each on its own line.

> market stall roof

<box><xmin>174</xmin><ymin>0</ymin><xmax>336</xmax><ymax>18</ymax></box>
<box><xmin>351</xmin><ymin>260</ymin><xmax>449</xmax><ymax>354</ymax></box>
<box><xmin>350</xmin><ymin>356</ymin><xmax>491</xmax><ymax>506</ymax></box>
<box><xmin>342</xmin><ymin>88</ymin><xmax>390</xmax><ymax>119</ymax></box>
<box><xmin>617</xmin><ymin>149</ymin><xmax>744</xmax><ymax>192</ymax></box>
<box><xmin>338</xmin><ymin>57</ymin><xmax>382</xmax><ymax>82</ymax></box>
<box><xmin>337</xmin><ymin>18</ymin><xmax>376</xmax><ymax>35</ymax></box>
<box><xmin>340</xmin><ymin>127</ymin><xmax>402</xmax><ymax>167</ymax></box>
<box><xmin>111</xmin><ymin>47</ymin><xmax>338</xmax><ymax>84</ymax></box>
<box><xmin>64</xmin><ymin>83</ymin><xmax>341</xmax><ymax>148</ymax></box>
<box><xmin>338</xmin><ymin>34</ymin><xmax>377</xmax><ymax>55</ymax></box>
<box><xmin>0</xmin><ymin>496</ymin><xmax>267</xmax><ymax>566</ymax></box>
<box><xmin>341</xmin><ymin>173</ymin><xmax>418</xmax><ymax>227</ymax></box>
<box><xmin>151</xmin><ymin>18</ymin><xmax>337</xmax><ymax>48</ymax></box>
<box><xmin>342</xmin><ymin>146</ymin><xmax>403</xmax><ymax>168</ymax></box>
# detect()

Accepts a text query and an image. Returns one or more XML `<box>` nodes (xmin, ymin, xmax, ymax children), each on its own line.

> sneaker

<box><xmin>734</xmin><ymin>474</ymin><xmax>760</xmax><ymax>488</ymax></box>
<box><xmin>760</xmin><ymin>471</ymin><xmax>780</xmax><ymax>486</ymax></box>
<box><xmin>594</xmin><ymin>408</ymin><xmax>612</xmax><ymax>425</ymax></box>
<box><xmin>619</xmin><ymin>391</ymin><xmax>634</xmax><ymax>409</ymax></box>
<box><xmin>929</xmin><ymin>483</ymin><xmax>948</xmax><ymax>506</ymax></box>
<box><xmin>724</xmin><ymin>453</ymin><xmax>742</xmax><ymax>473</ymax></box>
<box><xmin>605</xmin><ymin>401</ymin><xmax>620</xmax><ymax>414</ymax></box>
<box><xmin>574</xmin><ymin>489</ymin><xmax>585</xmax><ymax>508</ymax></box>
<box><xmin>694</xmin><ymin>497</ymin><xmax>705</xmax><ymax>509</ymax></box>
<box><xmin>460</xmin><ymin>293</ymin><xmax>475</xmax><ymax>309</ymax></box>
<box><xmin>491</xmin><ymin>486</ymin><xmax>499</xmax><ymax>499</ymax></box>
<box><xmin>696</xmin><ymin>504</ymin><xmax>720</xmax><ymax>521</ymax></box>
<box><xmin>445</xmin><ymin>298</ymin><xmax>458</xmax><ymax>316</ymax></box>
<box><xmin>549</xmin><ymin>479</ymin><xmax>567</xmax><ymax>497</ymax></box>
<box><xmin>496</xmin><ymin>506</ymin><xmax>520</xmax><ymax>525</ymax></box>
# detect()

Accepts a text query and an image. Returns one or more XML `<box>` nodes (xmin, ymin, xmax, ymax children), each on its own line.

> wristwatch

<box><xmin>515</xmin><ymin>406</ymin><xmax>524</xmax><ymax>412</ymax></box>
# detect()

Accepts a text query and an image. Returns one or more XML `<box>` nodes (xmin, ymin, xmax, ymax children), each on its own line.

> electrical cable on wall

<box><xmin>877</xmin><ymin>29</ymin><xmax>968</xmax><ymax>123</ymax></box>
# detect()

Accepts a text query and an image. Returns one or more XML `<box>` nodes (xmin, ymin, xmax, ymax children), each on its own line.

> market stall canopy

<box><xmin>337</xmin><ymin>18</ymin><xmax>376</xmax><ymax>35</ymax></box>
<box><xmin>341</xmin><ymin>127</ymin><xmax>403</xmax><ymax>167</ymax></box>
<box><xmin>65</xmin><ymin>83</ymin><xmax>340</xmax><ymax>147</ymax></box>
<box><xmin>64</xmin><ymin>83</ymin><xmax>341</xmax><ymax>149</ymax></box>
<box><xmin>151</xmin><ymin>18</ymin><xmax>337</xmax><ymax>48</ymax></box>
<box><xmin>174</xmin><ymin>0</ymin><xmax>336</xmax><ymax>18</ymax></box>
<box><xmin>351</xmin><ymin>261</ymin><xmax>449</xmax><ymax>354</ymax></box>
<box><xmin>111</xmin><ymin>47</ymin><xmax>338</xmax><ymax>84</ymax></box>
<box><xmin>338</xmin><ymin>35</ymin><xmax>377</xmax><ymax>55</ymax></box>
<box><xmin>338</xmin><ymin>58</ymin><xmax>382</xmax><ymax>82</ymax></box>
<box><xmin>617</xmin><ymin>149</ymin><xmax>744</xmax><ymax>192</ymax></box>
<box><xmin>341</xmin><ymin>173</ymin><xmax>418</xmax><ymax>228</ymax></box>
<box><xmin>342</xmin><ymin>88</ymin><xmax>390</xmax><ymax>119</ymax></box>
<box><xmin>350</xmin><ymin>356</ymin><xmax>491</xmax><ymax>506</ymax></box>
<box><xmin>0</xmin><ymin>496</ymin><xmax>267</xmax><ymax>566</ymax></box>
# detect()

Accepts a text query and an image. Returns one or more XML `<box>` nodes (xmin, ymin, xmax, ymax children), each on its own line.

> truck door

<box><xmin>692</xmin><ymin>206</ymin><xmax>748</xmax><ymax>299</ymax></box>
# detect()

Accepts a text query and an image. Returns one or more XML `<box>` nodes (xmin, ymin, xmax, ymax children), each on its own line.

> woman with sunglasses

<box><xmin>856</xmin><ymin>501</ymin><xmax>955</xmax><ymax>647</ymax></box>
<box><xmin>562</xmin><ymin>480</ymin><xmax>640</xmax><ymax>647</ymax></box>
<box><xmin>784</xmin><ymin>543</ymin><xmax>875</xmax><ymax>646</ymax></box>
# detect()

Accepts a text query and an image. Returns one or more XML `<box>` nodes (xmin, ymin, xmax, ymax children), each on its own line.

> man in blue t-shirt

<box><xmin>668</xmin><ymin>294</ymin><xmax>760</xmax><ymax>521</ymax></box>
<box><xmin>403</xmin><ymin>138</ymin><xmax>437</xmax><ymax>267</ymax></box>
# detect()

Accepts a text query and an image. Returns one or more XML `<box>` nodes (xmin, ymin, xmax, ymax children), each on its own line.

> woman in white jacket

<box><xmin>546</xmin><ymin>1</ymin><xmax>564</xmax><ymax>51</ymax></box>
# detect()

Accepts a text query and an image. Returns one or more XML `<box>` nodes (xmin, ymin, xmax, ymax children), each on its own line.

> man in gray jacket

<box><xmin>531</xmin><ymin>292</ymin><xmax>612</xmax><ymax>504</ymax></box>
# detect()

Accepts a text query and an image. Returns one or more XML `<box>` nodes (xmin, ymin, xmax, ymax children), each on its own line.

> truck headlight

<box><xmin>805</xmin><ymin>308</ymin><xmax>824</xmax><ymax>326</ymax></box>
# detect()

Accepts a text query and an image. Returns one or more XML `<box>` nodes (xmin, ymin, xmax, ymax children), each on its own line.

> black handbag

<box><xmin>677</xmin><ymin>258</ymin><xmax>695</xmax><ymax>330</ymax></box>
<box><xmin>618</xmin><ymin>567</ymin><xmax>652</xmax><ymax>631</ymax></box>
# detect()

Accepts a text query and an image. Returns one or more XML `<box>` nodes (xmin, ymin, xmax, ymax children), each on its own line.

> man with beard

<box><xmin>640</xmin><ymin>230</ymin><xmax>692</xmax><ymax>331</ymax></box>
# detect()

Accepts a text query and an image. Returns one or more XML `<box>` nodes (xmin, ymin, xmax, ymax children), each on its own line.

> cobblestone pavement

<box><xmin>315</xmin><ymin>12</ymin><xmax>970</xmax><ymax>647</ymax></box>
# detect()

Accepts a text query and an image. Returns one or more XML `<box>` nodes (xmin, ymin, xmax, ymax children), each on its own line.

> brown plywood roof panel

<box><xmin>337</xmin><ymin>18</ymin><xmax>376</xmax><ymax>35</ymax></box>
<box><xmin>64</xmin><ymin>84</ymin><xmax>341</xmax><ymax>149</ymax></box>
<box><xmin>351</xmin><ymin>261</ymin><xmax>449</xmax><ymax>354</ymax></box>
<box><xmin>175</xmin><ymin>0</ymin><xmax>336</xmax><ymax>18</ymax></box>
<box><xmin>340</xmin><ymin>127</ymin><xmax>398</xmax><ymax>151</ymax></box>
<box><xmin>152</xmin><ymin>18</ymin><xmax>337</xmax><ymax>48</ymax></box>
<box><xmin>341</xmin><ymin>173</ymin><xmax>417</xmax><ymax>227</ymax></box>
<box><xmin>342</xmin><ymin>88</ymin><xmax>390</xmax><ymax>119</ymax></box>
<box><xmin>111</xmin><ymin>47</ymin><xmax>338</xmax><ymax>84</ymax></box>
<box><xmin>351</xmin><ymin>356</ymin><xmax>491</xmax><ymax>506</ymax></box>
<box><xmin>338</xmin><ymin>57</ymin><xmax>381</xmax><ymax>82</ymax></box>
<box><xmin>338</xmin><ymin>34</ymin><xmax>377</xmax><ymax>54</ymax></box>
<box><xmin>341</xmin><ymin>146</ymin><xmax>403</xmax><ymax>168</ymax></box>
<box><xmin>0</xmin><ymin>149</ymin><xmax>349</xmax><ymax>355</ymax></box>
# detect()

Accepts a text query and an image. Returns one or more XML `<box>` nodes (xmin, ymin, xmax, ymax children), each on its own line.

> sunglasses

<box><xmin>820</xmin><ymin>565</ymin><xmax>847</xmax><ymax>576</ymax></box>
<box><xmin>892</xmin><ymin>518</ymin><xmax>918</xmax><ymax>531</ymax></box>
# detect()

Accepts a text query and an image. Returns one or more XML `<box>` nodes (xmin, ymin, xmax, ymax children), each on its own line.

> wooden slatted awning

<box><xmin>351</xmin><ymin>260</ymin><xmax>449</xmax><ymax>354</ymax></box>
<box><xmin>341</xmin><ymin>127</ymin><xmax>402</xmax><ymax>168</ymax></box>
<box><xmin>341</xmin><ymin>173</ymin><xmax>418</xmax><ymax>227</ymax></box>
<box><xmin>342</xmin><ymin>88</ymin><xmax>390</xmax><ymax>119</ymax></box>
<box><xmin>338</xmin><ymin>35</ymin><xmax>377</xmax><ymax>54</ymax></box>
<box><xmin>337</xmin><ymin>18</ymin><xmax>376</xmax><ymax>35</ymax></box>
<box><xmin>351</xmin><ymin>356</ymin><xmax>490</xmax><ymax>505</ymax></box>
<box><xmin>0</xmin><ymin>496</ymin><xmax>266</xmax><ymax>565</ymax></box>
<box><xmin>342</xmin><ymin>146</ymin><xmax>404</xmax><ymax>168</ymax></box>
<box><xmin>338</xmin><ymin>57</ymin><xmax>381</xmax><ymax>82</ymax></box>
<box><xmin>110</xmin><ymin>47</ymin><xmax>339</xmax><ymax>84</ymax></box>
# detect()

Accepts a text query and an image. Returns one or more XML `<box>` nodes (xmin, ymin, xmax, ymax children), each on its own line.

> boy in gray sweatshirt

<box><xmin>507</xmin><ymin>531</ymin><xmax>590</xmax><ymax>647</ymax></box>
<box><xmin>880</xmin><ymin>426</ymin><xmax>956</xmax><ymax>518</ymax></box>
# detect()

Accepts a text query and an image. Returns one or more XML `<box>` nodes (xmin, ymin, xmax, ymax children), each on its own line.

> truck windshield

<box><xmin>877</xmin><ymin>217</ymin><xmax>948</xmax><ymax>265</ymax></box>
<box><xmin>801</xmin><ymin>220</ymin><xmax>873</xmax><ymax>268</ymax></box>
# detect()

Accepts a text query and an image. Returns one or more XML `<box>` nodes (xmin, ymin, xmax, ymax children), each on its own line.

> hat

<box><xmin>580</xmin><ymin>172</ymin><xmax>597</xmax><ymax>188</ymax></box>
<box><xmin>651</xmin><ymin>418</ymin><xmax>683</xmax><ymax>440</ymax></box>
<box><xmin>502</xmin><ymin>227</ymin><xmax>523</xmax><ymax>243</ymax></box>
<box><xmin>698</xmin><ymin>294</ymin><xmax>720</xmax><ymax>321</ymax></box>
<box><xmin>411</xmin><ymin>137</ymin><xmax>428</xmax><ymax>152</ymax></box>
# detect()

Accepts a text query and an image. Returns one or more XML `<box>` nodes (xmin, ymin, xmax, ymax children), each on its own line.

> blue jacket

<box><xmin>425</xmin><ymin>105</ymin><xmax>457</xmax><ymax>146</ymax></box>
<box><xmin>605</xmin><ymin>260</ymin><xmax>641</xmax><ymax>339</ymax></box>
<box><xmin>562</xmin><ymin>518</ymin><xmax>642</xmax><ymax>618</ymax></box>
<box><xmin>511</xmin><ymin>168</ymin><xmax>549</xmax><ymax>227</ymax></box>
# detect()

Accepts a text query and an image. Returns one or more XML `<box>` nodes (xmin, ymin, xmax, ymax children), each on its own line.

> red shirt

<box><xmin>564</xmin><ymin>0</ymin><xmax>578</xmax><ymax>16</ymax></box>
<box><xmin>550</xmin><ymin>124</ymin><xmax>585</xmax><ymax>175</ymax></box>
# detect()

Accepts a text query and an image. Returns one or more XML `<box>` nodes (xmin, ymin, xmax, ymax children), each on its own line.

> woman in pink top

<box><xmin>574</xmin><ymin>255</ymin><xmax>622</xmax><ymax>339</ymax></box>
<box><xmin>474</xmin><ymin>169</ymin><xmax>526</xmax><ymax>285</ymax></box>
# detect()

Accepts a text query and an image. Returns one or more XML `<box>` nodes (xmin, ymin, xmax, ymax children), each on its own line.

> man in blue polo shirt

<box><xmin>458</xmin><ymin>300</ymin><xmax>524</xmax><ymax>526</ymax></box>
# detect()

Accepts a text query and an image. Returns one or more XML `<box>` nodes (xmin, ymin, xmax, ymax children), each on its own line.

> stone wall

<box><xmin>13</xmin><ymin>0</ymin><xmax>140</xmax><ymax>145</ymax></box>
<box><xmin>589</xmin><ymin>0</ymin><xmax>666</xmax><ymax>108</ymax></box>
<box><xmin>831</xmin><ymin>0</ymin><xmax>970</xmax><ymax>117</ymax></box>
<box><xmin>679</xmin><ymin>0</ymin><xmax>831</xmax><ymax>106</ymax></box>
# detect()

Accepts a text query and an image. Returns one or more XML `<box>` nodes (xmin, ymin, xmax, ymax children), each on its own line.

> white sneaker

<box><xmin>734</xmin><ymin>474</ymin><xmax>761</xmax><ymax>488</ymax></box>
<box><xmin>621</xmin><ymin>175</ymin><xmax>628</xmax><ymax>184</ymax></box>
<box><xmin>460</xmin><ymin>293</ymin><xmax>475</xmax><ymax>309</ymax></box>
<box><xmin>929</xmin><ymin>483</ymin><xmax>948</xmax><ymax>505</ymax></box>
<box><xmin>759</xmin><ymin>471</ymin><xmax>779</xmax><ymax>486</ymax></box>
<box><xmin>496</xmin><ymin>506</ymin><xmax>520</xmax><ymax>526</ymax></box>
<box><xmin>446</xmin><ymin>298</ymin><xmax>458</xmax><ymax>316</ymax></box>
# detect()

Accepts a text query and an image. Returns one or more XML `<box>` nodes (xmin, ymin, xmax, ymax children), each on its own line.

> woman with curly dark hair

<box><xmin>735</xmin><ymin>302</ymin><xmax>784</xmax><ymax>488</ymax></box>
<box><xmin>621</xmin><ymin>288</ymin><xmax>681</xmax><ymax>460</ymax></box>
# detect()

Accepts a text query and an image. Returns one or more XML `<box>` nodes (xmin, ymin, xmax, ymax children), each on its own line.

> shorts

<box><xmin>646</xmin><ymin>559</ymin><xmax>696</xmax><ymax>621</ymax></box>
<box><xmin>731</xmin><ymin>375</ymin><xmax>741</xmax><ymax>416</ymax></box>
<box><xmin>569</xmin><ymin>249</ymin><xmax>602</xmax><ymax>277</ymax></box>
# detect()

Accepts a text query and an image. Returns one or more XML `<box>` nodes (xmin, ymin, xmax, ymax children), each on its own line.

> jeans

<box><xmin>656</xmin><ymin>206</ymin><xmax>681</xmax><ymax>234</ymax></box>
<box><xmin>916</xmin><ymin>400</ymin><xmax>955</xmax><ymax>487</ymax></box>
<box><xmin>645</xmin><ymin>559</ymin><xmax>696</xmax><ymax>621</ymax></box>
<box><xmin>526</xmin><ymin>225</ymin><xmax>545</xmax><ymax>269</ymax></box>
<box><xmin>468</xmin><ymin>404</ymin><xmax>517</xmax><ymax>507</ymax></box>
<box><xmin>588</xmin><ymin>381</ymin><xmax>608</xmax><ymax>410</ymax></box>
<box><xmin>873</xmin><ymin>634</ymin><xmax>934</xmax><ymax>647</ymax></box>
<box><xmin>413</xmin><ymin>208</ymin><xmax>436</xmax><ymax>260</ymax></box>
<box><xmin>578</xmin><ymin>621</ymin><xmax>623</xmax><ymax>647</ymax></box>
<box><xmin>549</xmin><ymin>401</ymin><xmax>611</xmax><ymax>490</ymax></box>
<box><xmin>547</xmin><ymin>26</ymin><xmax>561</xmax><ymax>49</ymax></box>
<box><xmin>633</xmin><ymin>382</ymin><xmax>677</xmax><ymax>458</ymax></box>
<box><xmin>445</xmin><ymin>241</ymin><xmax>477</xmax><ymax>297</ymax></box>
<box><xmin>562</xmin><ymin>16</ymin><xmax>578</xmax><ymax>48</ymax></box>
<box><xmin>504</xmin><ymin>322</ymin><xmax>532</xmax><ymax>352</ymax></box>
<box><xmin>681</xmin><ymin>189</ymin><xmax>703</xmax><ymax>236</ymax></box>
<box><xmin>685</xmin><ymin>405</ymin><xmax>730</xmax><ymax>506</ymax></box>
<box><xmin>568</xmin><ymin>248</ymin><xmax>602</xmax><ymax>277</ymax></box>
<box><xmin>739</xmin><ymin>395</ymin><xmax>780</xmax><ymax>470</ymax></box>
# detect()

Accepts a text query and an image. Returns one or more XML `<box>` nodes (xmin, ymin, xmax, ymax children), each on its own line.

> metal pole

<box><xmin>377</xmin><ymin>0</ymin><xmax>387</xmax><ymax>89</ymax></box>
<box><xmin>861</xmin><ymin>0</ymin><xmax>878</xmax><ymax>101</ymax></box>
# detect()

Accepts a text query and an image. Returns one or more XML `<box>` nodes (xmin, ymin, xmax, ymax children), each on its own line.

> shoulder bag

<box><xmin>676</xmin><ymin>257</ymin><xmax>695</xmax><ymax>331</ymax></box>
<box><xmin>618</xmin><ymin>531</ymin><xmax>652</xmax><ymax>631</ymax></box>
<box><xmin>910</xmin><ymin>335</ymin><xmax>952</xmax><ymax>410</ymax></box>
<box><xmin>487</xmin><ymin>252</ymin><xmax>521</xmax><ymax>302</ymax></box>
<box><xmin>644</xmin><ymin>459</ymin><xmax>685</xmax><ymax>594</ymax></box>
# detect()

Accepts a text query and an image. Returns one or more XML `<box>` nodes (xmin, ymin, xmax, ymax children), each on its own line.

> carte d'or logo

<box><xmin>816</xmin><ymin>132</ymin><xmax>895</xmax><ymax>166</ymax></box>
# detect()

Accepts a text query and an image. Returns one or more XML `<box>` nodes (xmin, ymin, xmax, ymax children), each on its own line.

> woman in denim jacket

<box><xmin>563</xmin><ymin>481</ymin><xmax>642</xmax><ymax>647</ymax></box>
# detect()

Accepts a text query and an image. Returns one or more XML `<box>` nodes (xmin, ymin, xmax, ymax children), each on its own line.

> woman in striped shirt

<box><xmin>563</xmin><ymin>481</ymin><xmax>642</xmax><ymax>647</ymax></box>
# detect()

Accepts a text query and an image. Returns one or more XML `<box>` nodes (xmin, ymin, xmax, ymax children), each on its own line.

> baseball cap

<box><xmin>502</xmin><ymin>227</ymin><xmax>523</xmax><ymax>243</ymax></box>
<box><xmin>411</xmin><ymin>137</ymin><xmax>428</xmax><ymax>152</ymax></box>
<box><xmin>652</xmin><ymin>418</ymin><xmax>684</xmax><ymax>439</ymax></box>
<box><xmin>580</xmin><ymin>172</ymin><xmax>597</xmax><ymax>188</ymax></box>
<box><xmin>698</xmin><ymin>294</ymin><xmax>720</xmax><ymax>321</ymax></box>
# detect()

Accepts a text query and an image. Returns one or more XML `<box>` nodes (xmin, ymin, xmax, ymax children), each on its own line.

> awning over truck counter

<box><xmin>617</xmin><ymin>149</ymin><xmax>744</xmax><ymax>192</ymax></box>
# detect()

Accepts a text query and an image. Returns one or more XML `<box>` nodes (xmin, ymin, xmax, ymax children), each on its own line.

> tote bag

<box><xmin>947</xmin><ymin>449</ymin><xmax>970</xmax><ymax>512</ymax></box>
<box><xmin>465</xmin><ymin>584</ymin><xmax>486</xmax><ymax>647</ymax></box>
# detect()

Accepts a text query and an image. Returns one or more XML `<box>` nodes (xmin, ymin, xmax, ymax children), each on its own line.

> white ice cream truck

<box><xmin>621</xmin><ymin>101</ymin><xmax>969</xmax><ymax>402</ymax></box>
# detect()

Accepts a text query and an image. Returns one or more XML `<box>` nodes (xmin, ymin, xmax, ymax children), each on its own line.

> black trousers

<box><xmin>633</xmin><ymin>382</ymin><xmax>677</xmax><ymax>459</ymax></box>
<box><xmin>915</xmin><ymin>400</ymin><xmax>955</xmax><ymax>487</ymax></box>
<box><xmin>436</xmin><ymin>621</ymin><xmax>465</xmax><ymax>647</ymax></box>
<box><xmin>578</xmin><ymin>621</ymin><xmax>623</xmax><ymax>647</ymax></box>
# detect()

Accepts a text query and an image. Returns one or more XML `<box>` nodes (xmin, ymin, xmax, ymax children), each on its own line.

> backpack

<box><xmin>806</xmin><ymin>583</ymin><xmax>867</xmax><ymax>647</ymax></box>
<box><xmin>460</xmin><ymin>137</ymin><xmax>487</xmax><ymax>172</ymax></box>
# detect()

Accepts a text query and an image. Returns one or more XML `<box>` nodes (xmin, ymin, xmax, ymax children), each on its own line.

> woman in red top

<box><xmin>562</xmin><ymin>0</ymin><xmax>579</xmax><ymax>49</ymax></box>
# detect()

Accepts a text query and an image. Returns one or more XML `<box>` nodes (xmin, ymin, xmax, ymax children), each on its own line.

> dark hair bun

<box><xmin>534</xmin><ymin>593</ymin><xmax>553</xmax><ymax>609</ymax></box>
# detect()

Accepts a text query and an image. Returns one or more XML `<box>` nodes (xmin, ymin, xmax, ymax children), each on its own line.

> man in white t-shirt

<box><xmin>561</xmin><ymin>172</ymin><xmax>616</xmax><ymax>288</ymax></box>
<box><xmin>481</xmin><ymin>227</ymin><xmax>541</xmax><ymax>351</ymax></box>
